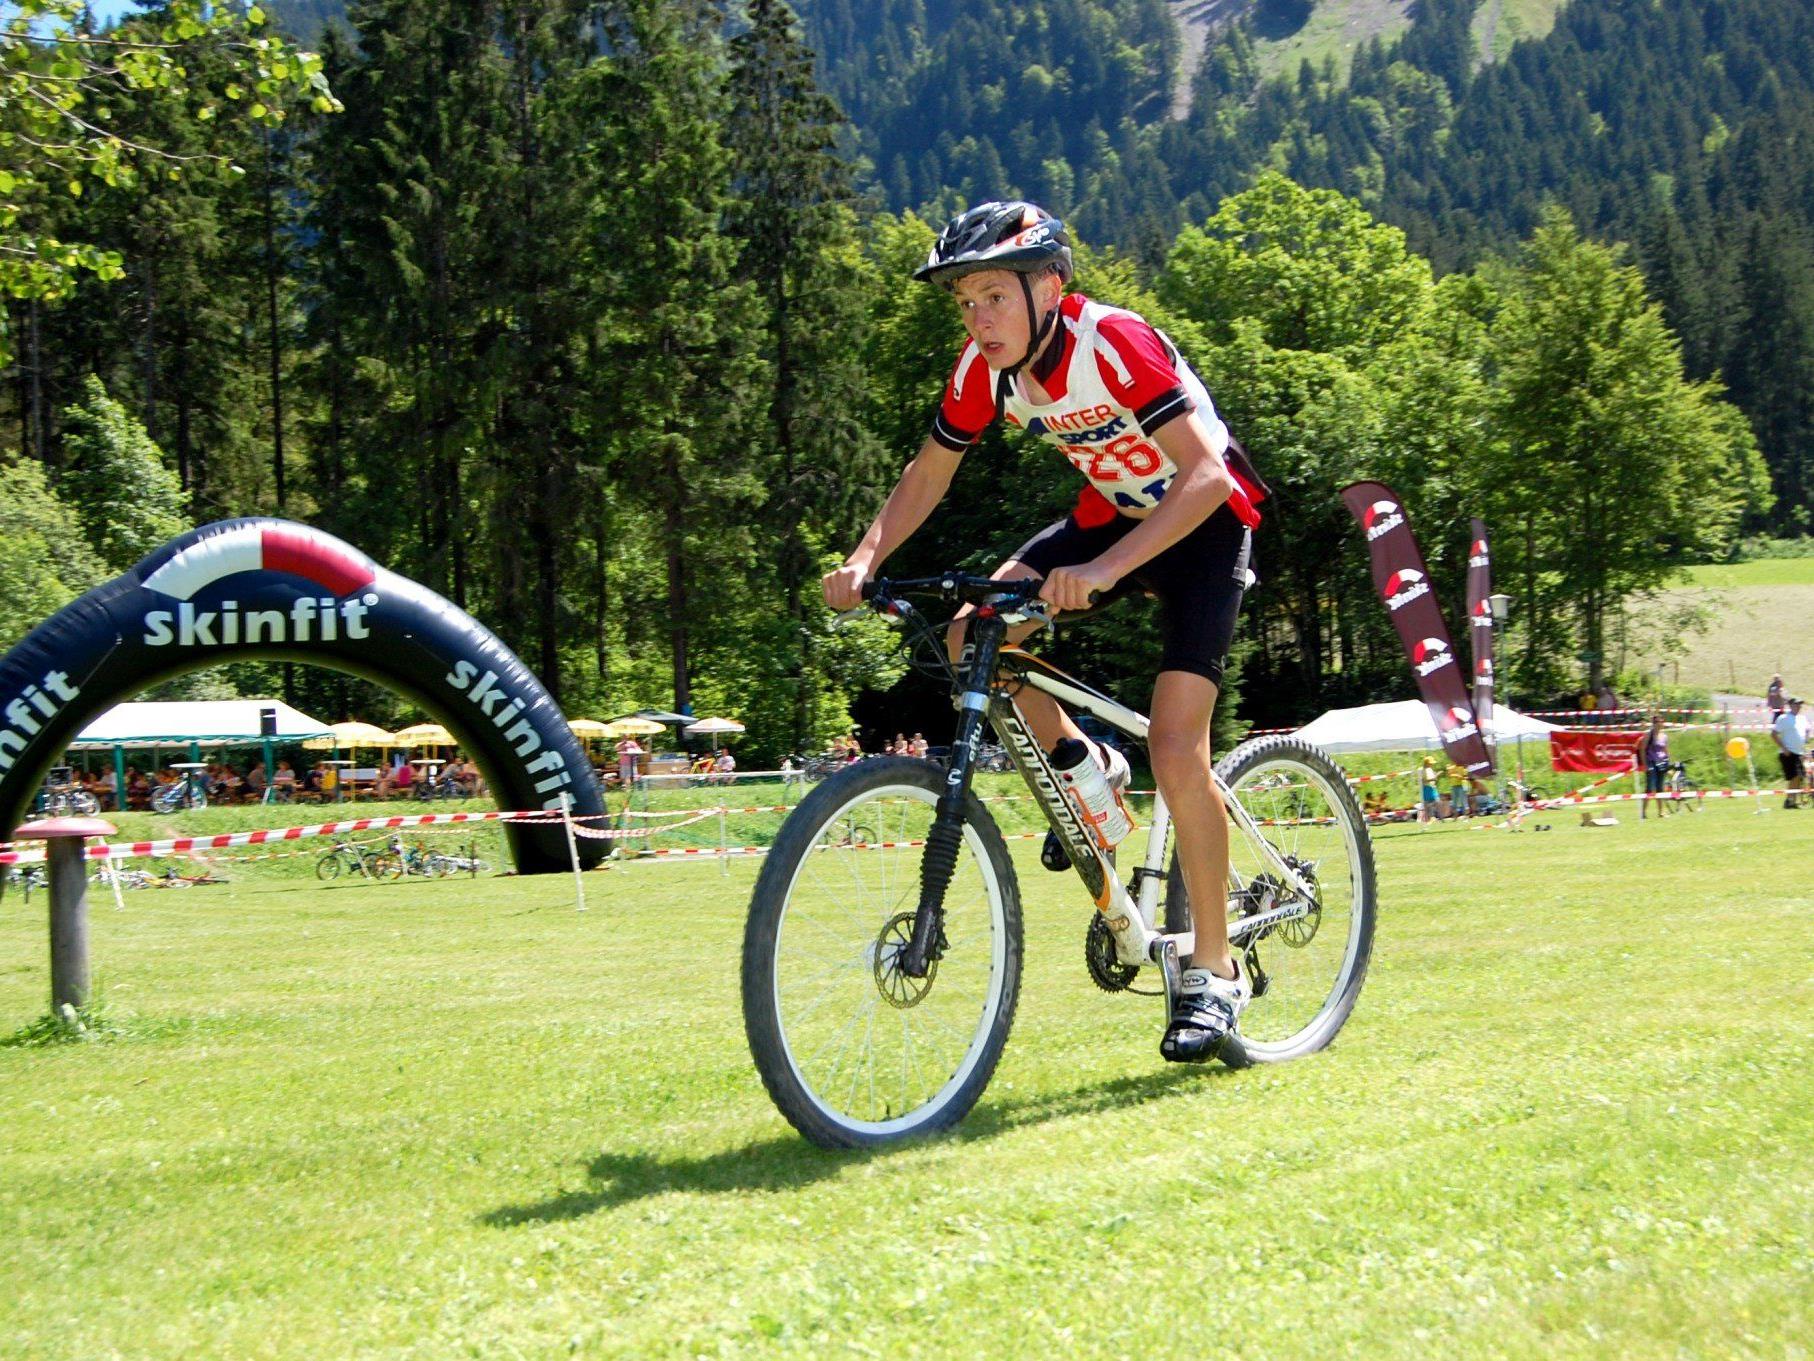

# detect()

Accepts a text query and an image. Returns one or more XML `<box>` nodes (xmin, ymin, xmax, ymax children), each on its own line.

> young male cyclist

<box><xmin>822</xmin><ymin>201</ymin><xmax>1269</xmax><ymax>1063</ymax></box>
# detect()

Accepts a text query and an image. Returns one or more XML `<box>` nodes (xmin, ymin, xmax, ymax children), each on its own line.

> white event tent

<box><xmin>1291</xmin><ymin>699</ymin><xmax>1557</xmax><ymax>755</ymax></box>
<box><xmin>70</xmin><ymin>699</ymin><xmax>332</xmax><ymax>748</ymax></box>
<box><xmin>66</xmin><ymin>699</ymin><xmax>333</xmax><ymax>808</ymax></box>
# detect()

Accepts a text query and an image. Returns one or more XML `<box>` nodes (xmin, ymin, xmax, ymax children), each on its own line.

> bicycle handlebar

<box><xmin>860</xmin><ymin>573</ymin><xmax>1044</xmax><ymax>606</ymax></box>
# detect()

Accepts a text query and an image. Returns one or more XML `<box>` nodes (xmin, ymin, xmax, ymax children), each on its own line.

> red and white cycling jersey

<box><xmin>931</xmin><ymin>292</ymin><xmax>1264</xmax><ymax>529</ymax></box>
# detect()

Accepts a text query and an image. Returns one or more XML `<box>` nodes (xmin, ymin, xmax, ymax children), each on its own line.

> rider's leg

<box><xmin>1148</xmin><ymin>670</ymin><xmax>1234</xmax><ymax>979</ymax></box>
<box><xmin>944</xmin><ymin>560</ymin><xmax>1087</xmax><ymax>754</ymax></box>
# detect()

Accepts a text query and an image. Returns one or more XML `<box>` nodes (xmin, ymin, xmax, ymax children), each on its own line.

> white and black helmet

<box><xmin>914</xmin><ymin>201</ymin><xmax>1074</xmax><ymax>287</ymax></box>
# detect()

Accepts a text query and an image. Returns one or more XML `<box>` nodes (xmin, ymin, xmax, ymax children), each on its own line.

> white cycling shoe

<box><xmin>1160</xmin><ymin>960</ymin><xmax>1252</xmax><ymax>1063</ymax></box>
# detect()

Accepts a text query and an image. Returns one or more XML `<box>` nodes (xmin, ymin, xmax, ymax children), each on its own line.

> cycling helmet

<box><xmin>918</xmin><ymin>201</ymin><xmax>1073</xmax><ymax>387</ymax></box>
<box><xmin>913</xmin><ymin>201</ymin><xmax>1074</xmax><ymax>287</ymax></box>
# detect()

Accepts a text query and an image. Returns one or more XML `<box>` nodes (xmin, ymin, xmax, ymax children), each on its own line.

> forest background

<box><xmin>2</xmin><ymin>0</ymin><xmax>1809</xmax><ymax>763</ymax></box>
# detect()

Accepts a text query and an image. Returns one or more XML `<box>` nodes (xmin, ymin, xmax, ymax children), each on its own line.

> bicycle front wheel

<box><xmin>742</xmin><ymin>757</ymin><xmax>1022</xmax><ymax>1149</ymax></box>
<box><xmin>316</xmin><ymin>851</ymin><xmax>344</xmax><ymax>881</ymax></box>
<box><xmin>1166</xmin><ymin>735</ymin><xmax>1376</xmax><ymax>1068</ymax></box>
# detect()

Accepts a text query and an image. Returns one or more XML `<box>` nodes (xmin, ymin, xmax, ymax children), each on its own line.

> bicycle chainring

<box><xmin>874</xmin><ymin>912</ymin><xmax>937</xmax><ymax>1008</ymax></box>
<box><xmin>1084</xmin><ymin>913</ymin><xmax>1161</xmax><ymax>994</ymax></box>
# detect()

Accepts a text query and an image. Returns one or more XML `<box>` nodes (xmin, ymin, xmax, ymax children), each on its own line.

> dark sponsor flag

<box><xmin>1340</xmin><ymin>482</ymin><xmax>1494</xmax><ymax>776</ymax></box>
<box><xmin>1466</xmin><ymin>518</ymin><xmax>1494</xmax><ymax>734</ymax></box>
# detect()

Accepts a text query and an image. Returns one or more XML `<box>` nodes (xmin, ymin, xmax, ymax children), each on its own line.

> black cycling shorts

<box><xmin>1009</xmin><ymin>503</ymin><xmax>1252</xmax><ymax>686</ymax></box>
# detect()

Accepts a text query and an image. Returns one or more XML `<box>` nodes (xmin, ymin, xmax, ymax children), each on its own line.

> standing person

<box><xmin>1417</xmin><ymin>757</ymin><xmax>1439</xmax><ymax>826</ymax></box>
<box><xmin>1637</xmin><ymin>714</ymin><xmax>1671</xmax><ymax>820</ymax></box>
<box><xmin>1444</xmin><ymin>758</ymin><xmax>1470</xmax><ymax>817</ymax></box>
<box><xmin>615</xmin><ymin>736</ymin><xmax>644</xmax><ymax>790</ymax></box>
<box><xmin>1767</xmin><ymin>674</ymin><xmax>1786</xmax><ymax>718</ymax></box>
<box><xmin>821</xmin><ymin>200</ymin><xmax>1268</xmax><ymax>1063</ymax></box>
<box><xmin>1773</xmin><ymin>696</ymin><xmax>1806</xmax><ymax>809</ymax></box>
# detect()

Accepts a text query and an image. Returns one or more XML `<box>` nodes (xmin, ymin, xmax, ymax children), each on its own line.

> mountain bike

<box><xmin>151</xmin><ymin>774</ymin><xmax>208</xmax><ymax>814</ymax></box>
<box><xmin>741</xmin><ymin>573</ymin><xmax>1377</xmax><ymax>1149</ymax></box>
<box><xmin>315</xmin><ymin>838</ymin><xmax>401</xmax><ymax>881</ymax></box>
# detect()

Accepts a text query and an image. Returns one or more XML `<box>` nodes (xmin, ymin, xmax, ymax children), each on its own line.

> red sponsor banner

<box><xmin>1466</xmin><ymin>518</ymin><xmax>1494</xmax><ymax>732</ymax></box>
<box><xmin>1549</xmin><ymin>730</ymin><xmax>1642</xmax><ymax>774</ymax></box>
<box><xmin>1341</xmin><ymin>482</ymin><xmax>1493</xmax><ymax>777</ymax></box>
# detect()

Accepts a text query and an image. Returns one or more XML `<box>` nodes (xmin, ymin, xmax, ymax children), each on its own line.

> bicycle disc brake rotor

<box><xmin>873</xmin><ymin>912</ymin><xmax>937</xmax><ymax>1007</ymax></box>
<box><xmin>1277</xmin><ymin>855</ymin><xmax>1322</xmax><ymax>947</ymax></box>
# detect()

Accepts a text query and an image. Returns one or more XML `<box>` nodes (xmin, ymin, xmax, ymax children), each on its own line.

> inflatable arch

<box><xmin>0</xmin><ymin>519</ymin><xmax>605</xmax><ymax>873</ymax></box>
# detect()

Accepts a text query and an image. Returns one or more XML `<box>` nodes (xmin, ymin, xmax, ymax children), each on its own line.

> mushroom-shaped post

<box><xmin>11</xmin><ymin>816</ymin><xmax>116</xmax><ymax>1011</ymax></box>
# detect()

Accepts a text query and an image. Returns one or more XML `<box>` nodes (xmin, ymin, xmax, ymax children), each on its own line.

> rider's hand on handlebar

<box><xmin>823</xmin><ymin>561</ymin><xmax>871</xmax><ymax>612</ymax></box>
<box><xmin>1038</xmin><ymin>560</ymin><xmax>1118</xmax><ymax>613</ymax></box>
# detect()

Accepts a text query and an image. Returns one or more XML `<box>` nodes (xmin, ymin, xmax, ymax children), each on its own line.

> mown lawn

<box><xmin>1634</xmin><ymin>556</ymin><xmax>1814</xmax><ymax>696</ymax></box>
<box><xmin>3</xmin><ymin>797</ymin><xmax>1811</xmax><ymax>1358</ymax></box>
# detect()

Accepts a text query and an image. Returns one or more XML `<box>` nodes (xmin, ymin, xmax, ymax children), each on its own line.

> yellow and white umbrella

<box><xmin>602</xmin><ymin>718</ymin><xmax>666</xmax><ymax>738</ymax></box>
<box><xmin>303</xmin><ymin>720</ymin><xmax>398</xmax><ymax>751</ymax></box>
<box><xmin>393</xmin><ymin>722</ymin><xmax>455</xmax><ymax>747</ymax></box>
<box><xmin>568</xmin><ymin>718</ymin><xmax>613</xmax><ymax>739</ymax></box>
<box><xmin>684</xmin><ymin>716</ymin><xmax>746</xmax><ymax>750</ymax></box>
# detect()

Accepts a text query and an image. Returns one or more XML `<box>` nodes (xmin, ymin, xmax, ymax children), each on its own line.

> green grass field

<box><xmin>4</xmin><ymin>790</ymin><xmax>1812</xmax><ymax>1357</ymax></box>
<box><xmin>1633</xmin><ymin>557</ymin><xmax>1814</xmax><ymax>696</ymax></box>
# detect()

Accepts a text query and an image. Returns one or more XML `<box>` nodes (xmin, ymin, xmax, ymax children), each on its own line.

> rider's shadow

<box><xmin>479</xmin><ymin>1065</ymin><xmax>1220</xmax><ymax>1227</ymax></box>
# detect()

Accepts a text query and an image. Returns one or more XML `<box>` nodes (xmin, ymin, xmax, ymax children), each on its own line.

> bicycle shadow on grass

<box><xmin>480</xmin><ymin>1063</ymin><xmax>1221</xmax><ymax>1227</ymax></box>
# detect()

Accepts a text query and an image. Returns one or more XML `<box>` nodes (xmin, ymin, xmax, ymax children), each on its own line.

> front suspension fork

<box><xmin>900</xmin><ymin>617</ymin><xmax>1005</xmax><ymax>978</ymax></box>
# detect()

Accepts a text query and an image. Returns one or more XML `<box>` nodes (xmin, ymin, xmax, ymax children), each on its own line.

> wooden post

<box><xmin>13</xmin><ymin>816</ymin><xmax>116</xmax><ymax>1015</ymax></box>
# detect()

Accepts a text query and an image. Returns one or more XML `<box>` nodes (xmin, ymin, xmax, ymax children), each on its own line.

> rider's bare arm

<box><xmin>1038</xmin><ymin>413</ymin><xmax>1236</xmax><ymax>613</ymax></box>
<box><xmin>823</xmin><ymin>435</ymin><xmax>964</xmax><ymax>610</ymax></box>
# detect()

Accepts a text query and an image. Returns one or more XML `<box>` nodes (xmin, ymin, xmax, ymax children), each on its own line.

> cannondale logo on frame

<box><xmin>1383</xmin><ymin>568</ymin><xmax>1429</xmax><ymax>611</ymax></box>
<box><xmin>1362</xmin><ymin>499</ymin><xmax>1405</xmax><ymax>542</ymax></box>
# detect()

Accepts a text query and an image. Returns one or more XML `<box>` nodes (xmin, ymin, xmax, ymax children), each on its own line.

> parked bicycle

<box><xmin>38</xmin><ymin>767</ymin><xmax>102</xmax><ymax>817</ymax></box>
<box><xmin>150</xmin><ymin>771</ymin><xmax>208</xmax><ymax>814</ymax></box>
<box><xmin>742</xmin><ymin>573</ymin><xmax>1376</xmax><ymax>1149</ymax></box>
<box><xmin>315</xmin><ymin>838</ymin><xmax>401</xmax><ymax>881</ymax></box>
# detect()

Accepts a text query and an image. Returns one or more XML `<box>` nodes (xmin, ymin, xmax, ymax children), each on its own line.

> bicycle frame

<box><xmin>985</xmin><ymin>644</ymin><xmax>1320</xmax><ymax>969</ymax></box>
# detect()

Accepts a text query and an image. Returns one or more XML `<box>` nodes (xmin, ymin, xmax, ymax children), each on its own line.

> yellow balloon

<box><xmin>1725</xmin><ymin>736</ymin><xmax>1750</xmax><ymax>760</ymax></box>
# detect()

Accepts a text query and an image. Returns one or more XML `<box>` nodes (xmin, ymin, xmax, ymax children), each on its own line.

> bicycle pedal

<box><xmin>1039</xmin><ymin>830</ymin><xmax>1071</xmax><ymax>872</ymax></box>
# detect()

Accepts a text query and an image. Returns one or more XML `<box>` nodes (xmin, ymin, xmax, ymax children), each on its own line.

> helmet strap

<box><xmin>994</xmin><ymin>271</ymin><xmax>1061</xmax><ymax>418</ymax></box>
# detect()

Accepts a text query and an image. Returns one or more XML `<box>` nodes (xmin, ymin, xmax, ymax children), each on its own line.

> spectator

<box><xmin>911</xmin><ymin>733</ymin><xmax>929</xmax><ymax>759</ymax></box>
<box><xmin>1767</xmin><ymin>673</ymin><xmax>1786</xmax><ymax>717</ymax></box>
<box><xmin>394</xmin><ymin>756</ymin><xmax>414</xmax><ymax>795</ymax></box>
<box><xmin>1362</xmin><ymin>789</ymin><xmax>1389</xmax><ymax>819</ymax></box>
<box><xmin>1773</xmin><ymin>696</ymin><xmax>1806</xmax><ymax>810</ymax></box>
<box><xmin>714</xmin><ymin>750</ymin><xmax>736</xmax><ymax>785</ymax></box>
<box><xmin>245</xmin><ymin>760</ymin><xmax>268</xmax><ymax>802</ymax></box>
<box><xmin>1444</xmin><ymin>758</ymin><xmax>1470</xmax><ymax>817</ymax></box>
<box><xmin>1418</xmin><ymin>758</ymin><xmax>1439</xmax><ymax>826</ymax></box>
<box><xmin>781</xmin><ymin>756</ymin><xmax>802</xmax><ymax>792</ymax></box>
<box><xmin>272</xmin><ymin>760</ymin><xmax>298</xmax><ymax>803</ymax></box>
<box><xmin>1637</xmin><ymin>715</ymin><xmax>1670</xmax><ymax>820</ymax></box>
<box><xmin>1597</xmin><ymin>682</ymin><xmax>1622</xmax><ymax>717</ymax></box>
<box><xmin>615</xmin><ymin>737</ymin><xmax>644</xmax><ymax>789</ymax></box>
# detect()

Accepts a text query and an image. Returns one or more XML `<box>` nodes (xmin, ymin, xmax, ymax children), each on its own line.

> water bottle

<box><xmin>1051</xmin><ymin>737</ymin><xmax>1133</xmax><ymax>850</ymax></box>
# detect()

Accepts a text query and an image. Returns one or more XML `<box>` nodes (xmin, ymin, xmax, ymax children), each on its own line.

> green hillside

<box><xmin>1631</xmin><ymin>559</ymin><xmax>1814</xmax><ymax>695</ymax></box>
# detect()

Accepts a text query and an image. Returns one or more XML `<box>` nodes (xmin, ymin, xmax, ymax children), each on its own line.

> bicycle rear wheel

<box><xmin>1166</xmin><ymin>735</ymin><xmax>1376</xmax><ymax>1068</ymax></box>
<box><xmin>742</xmin><ymin>757</ymin><xmax>1022</xmax><ymax>1149</ymax></box>
<box><xmin>316</xmin><ymin>850</ymin><xmax>344</xmax><ymax>881</ymax></box>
